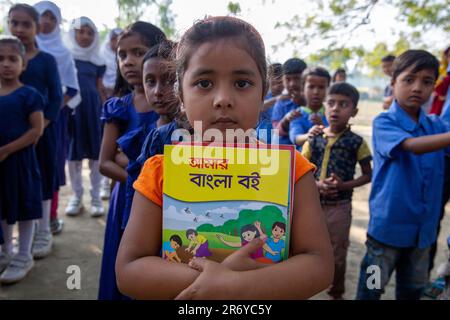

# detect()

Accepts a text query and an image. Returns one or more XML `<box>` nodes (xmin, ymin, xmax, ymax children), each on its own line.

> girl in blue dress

<box><xmin>34</xmin><ymin>1</ymin><xmax>81</xmax><ymax>235</ymax></box>
<box><xmin>0</xmin><ymin>36</ymin><xmax>45</xmax><ymax>284</ymax></box>
<box><xmin>8</xmin><ymin>4</ymin><xmax>63</xmax><ymax>260</ymax></box>
<box><xmin>98</xmin><ymin>22</ymin><xmax>166</xmax><ymax>300</ymax></box>
<box><xmin>66</xmin><ymin>17</ymin><xmax>107</xmax><ymax>218</ymax></box>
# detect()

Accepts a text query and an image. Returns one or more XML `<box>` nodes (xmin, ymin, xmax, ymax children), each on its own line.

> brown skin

<box><xmin>116</xmin><ymin>38</ymin><xmax>334</xmax><ymax>300</ymax></box>
<box><xmin>0</xmin><ymin>45</ymin><xmax>44</xmax><ymax>161</ymax></box>
<box><xmin>272</xmin><ymin>73</ymin><xmax>303</xmax><ymax>132</ymax></box>
<box><xmin>382</xmin><ymin>60</ymin><xmax>395</xmax><ymax>110</ymax></box>
<box><xmin>392</xmin><ymin>66</ymin><xmax>450</xmax><ymax>154</ymax></box>
<box><xmin>262</xmin><ymin>76</ymin><xmax>284</xmax><ymax>112</ymax></box>
<box><xmin>99</xmin><ymin>34</ymin><xmax>152</xmax><ymax>182</ymax></box>
<box><xmin>39</xmin><ymin>10</ymin><xmax>57</xmax><ymax>35</ymax></box>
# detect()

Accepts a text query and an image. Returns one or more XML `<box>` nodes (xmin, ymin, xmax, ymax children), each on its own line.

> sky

<box><xmin>3</xmin><ymin>0</ymin><xmax>447</xmax><ymax>64</ymax></box>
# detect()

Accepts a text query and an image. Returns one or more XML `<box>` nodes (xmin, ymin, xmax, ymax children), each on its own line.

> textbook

<box><xmin>162</xmin><ymin>143</ymin><xmax>296</xmax><ymax>264</ymax></box>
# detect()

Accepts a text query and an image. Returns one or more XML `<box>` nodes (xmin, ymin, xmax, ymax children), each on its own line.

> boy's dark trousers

<box><xmin>321</xmin><ymin>200</ymin><xmax>352</xmax><ymax>298</ymax></box>
<box><xmin>429</xmin><ymin>156</ymin><xmax>450</xmax><ymax>274</ymax></box>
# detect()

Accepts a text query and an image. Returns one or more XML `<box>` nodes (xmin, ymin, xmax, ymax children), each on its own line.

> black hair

<box><xmin>272</xmin><ymin>222</ymin><xmax>286</xmax><ymax>232</ymax></box>
<box><xmin>269</xmin><ymin>63</ymin><xmax>283</xmax><ymax>79</ymax></box>
<box><xmin>170</xmin><ymin>235</ymin><xmax>183</xmax><ymax>247</ymax></box>
<box><xmin>142</xmin><ymin>40</ymin><xmax>177</xmax><ymax>65</ymax></box>
<box><xmin>113</xmin><ymin>21</ymin><xmax>166</xmax><ymax>97</ymax></box>
<box><xmin>283</xmin><ymin>58</ymin><xmax>307</xmax><ymax>75</ymax></box>
<box><xmin>186</xmin><ymin>229</ymin><xmax>198</xmax><ymax>238</ymax></box>
<box><xmin>302</xmin><ymin>67</ymin><xmax>331</xmax><ymax>85</ymax></box>
<box><xmin>0</xmin><ymin>35</ymin><xmax>26</xmax><ymax>60</ymax></box>
<box><xmin>392</xmin><ymin>50</ymin><xmax>439</xmax><ymax>81</ymax></box>
<box><xmin>8</xmin><ymin>3</ymin><xmax>39</xmax><ymax>28</ymax></box>
<box><xmin>240</xmin><ymin>224</ymin><xmax>260</xmax><ymax>241</ymax></box>
<box><xmin>332</xmin><ymin>68</ymin><xmax>347</xmax><ymax>82</ymax></box>
<box><xmin>328</xmin><ymin>82</ymin><xmax>360</xmax><ymax>108</ymax></box>
<box><xmin>381</xmin><ymin>55</ymin><xmax>396</xmax><ymax>63</ymax></box>
<box><xmin>176</xmin><ymin>16</ymin><xmax>268</xmax><ymax>99</ymax></box>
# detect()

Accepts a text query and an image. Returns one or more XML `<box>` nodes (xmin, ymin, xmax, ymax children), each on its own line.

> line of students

<box><xmin>1</xmin><ymin>3</ymin><xmax>450</xmax><ymax>300</ymax></box>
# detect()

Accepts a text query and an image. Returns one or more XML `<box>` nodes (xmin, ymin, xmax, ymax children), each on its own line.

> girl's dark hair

<box><xmin>392</xmin><ymin>50</ymin><xmax>439</xmax><ymax>81</ymax></box>
<box><xmin>272</xmin><ymin>222</ymin><xmax>286</xmax><ymax>232</ymax></box>
<box><xmin>328</xmin><ymin>82</ymin><xmax>360</xmax><ymax>108</ymax></box>
<box><xmin>332</xmin><ymin>68</ymin><xmax>346</xmax><ymax>82</ymax></box>
<box><xmin>186</xmin><ymin>229</ymin><xmax>198</xmax><ymax>238</ymax></box>
<box><xmin>176</xmin><ymin>16</ymin><xmax>268</xmax><ymax>99</ymax></box>
<box><xmin>113</xmin><ymin>21</ymin><xmax>166</xmax><ymax>97</ymax></box>
<box><xmin>170</xmin><ymin>235</ymin><xmax>183</xmax><ymax>246</ymax></box>
<box><xmin>240</xmin><ymin>225</ymin><xmax>260</xmax><ymax>241</ymax></box>
<box><xmin>8</xmin><ymin>4</ymin><xmax>39</xmax><ymax>28</ymax></box>
<box><xmin>302</xmin><ymin>67</ymin><xmax>332</xmax><ymax>85</ymax></box>
<box><xmin>0</xmin><ymin>35</ymin><xmax>26</xmax><ymax>60</ymax></box>
<box><xmin>142</xmin><ymin>40</ymin><xmax>177</xmax><ymax>65</ymax></box>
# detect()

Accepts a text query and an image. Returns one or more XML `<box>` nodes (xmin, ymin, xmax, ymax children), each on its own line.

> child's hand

<box><xmin>0</xmin><ymin>146</ymin><xmax>10</xmax><ymax>162</ymax></box>
<box><xmin>317</xmin><ymin>180</ymin><xmax>338</xmax><ymax>198</ymax></box>
<box><xmin>277</xmin><ymin>94</ymin><xmax>291</xmax><ymax>102</ymax></box>
<box><xmin>115</xmin><ymin>151</ymin><xmax>129</xmax><ymax>169</ymax></box>
<box><xmin>285</xmin><ymin>109</ymin><xmax>301</xmax><ymax>122</ymax></box>
<box><xmin>254</xmin><ymin>221</ymin><xmax>261</xmax><ymax>229</ymax></box>
<box><xmin>222</xmin><ymin>238</ymin><xmax>268</xmax><ymax>271</ymax></box>
<box><xmin>329</xmin><ymin>173</ymin><xmax>345</xmax><ymax>191</ymax></box>
<box><xmin>175</xmin><ymin>258</ymin><xmax>238</xmax><ymax>300</ymax></box>
<box><xmin>307</xmin><ymin>125</ymin><xmax>324</xmax><ymax>138</ymax></box>
<box><xmin>309</xmin><ymin>113</ymin><xmax>323</xmax><ymax>126</ymax></box>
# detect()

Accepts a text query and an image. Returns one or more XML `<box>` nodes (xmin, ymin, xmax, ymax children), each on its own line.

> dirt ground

<box><xmin>0</xmin><ymin>101</ymin><xmax>449</xmax><ymax>300</ymax></box>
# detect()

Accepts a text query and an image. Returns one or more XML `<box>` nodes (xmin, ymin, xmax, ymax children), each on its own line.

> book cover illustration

<box><xmin>162</xmin><ymin>143</ymin><xmax>295</xmax><ymax>265</ymax></box>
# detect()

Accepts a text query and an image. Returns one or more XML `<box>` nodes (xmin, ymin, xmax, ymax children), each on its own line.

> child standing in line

<box><xmin>65</xmin><ymin>17</ymin><xmax>107</xmax><ymax>218</ymax></box>
<box><xmin>356</xmin><ymin>50</ymin><xmax>450</xmax><ymax>300</ymax></box>
<box><xmin>381</xmin><ymin>54</ymin><xmax>396</xmax><ymax>110</ymax></box>
<box><xmin>0</xmin><ymin>36</ymin><xmax>44</xmax><ymax>283</ymax></box>
<box><xmin>302</xmin><ymin>82</ymin><xmax>372</xmax><ymax>300</ymax></box>
<box><xmin>34</xmin><ymin>0</ymin><xmax>81</xmax><ymax>235</ymax></box>
<box><xmin>98</xmin><ymin>22</ymin><xmax>166</xmax><ymax>300</ymax></box>
<box><xmin>288</xmin><ymin>67</ymin><xmax>331</xmax><ymax>151</ymax></box>
<box><xmin>116</xmin><ymin>16</ymin><xmax>334</xmax><ymax>300</ymax></box>
<box><xmin>271</xmin><ymin>58</ymin><xmax>307</xmax><ymax>145</ymax></box>
<box><xmin>8</xmin><ymin>4</ymin><xmax>63</xmax><ymax>259</ymax></box>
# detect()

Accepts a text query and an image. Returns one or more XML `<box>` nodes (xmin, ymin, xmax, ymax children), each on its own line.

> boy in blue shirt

<box><xmin>288</xmin><ymin>67</ymin><xmax>331</xmax><ymax>150</ymax></box>
<box><xmin>271</xmin><ymin>58</ymin><xmax>307</xmax><ymax>145</ymax></box>
<box><xmin>356</xmin><ymin>50</ymin><xmax>450</xmax><ymax>300</ymax></box>
<box><xmin>302</xmin><ymin>82</ymin><xmax>372</xmax><ymax>299</ymax></box>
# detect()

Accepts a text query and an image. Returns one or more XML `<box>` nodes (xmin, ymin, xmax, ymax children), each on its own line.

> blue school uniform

<box><xmin>0</xmin><ymin>86</ymin><xmax>44</xmax><ymax>224</ymax></box>
<box><xmin>271</xmin><ymin>99</ymin><xmax>299</xmax><ymax>145</ymax></box>
<box><xmin>68</xmin><ymin>61</ymin><xmax>106</xmax><ymax>160</ymax></box>
<box><xmin>256</xmin><ymin>92</ymin><xmax>275</xmax><ymax>144</ymax></box>
<box><xmin>98</xmin><ymin>94</ymin><xmax>158</xmax><ymax>300</ymax></box>
<box><xmin>289</xmin><ymin>107</ymin><xmax>328</xmax><ymax>151</ymax></box>
<box><xmin>20</xmin><ymin>51</ymin><xmax>63</xmax><ymax>200</ymax></box>
<box><xmin>368</xmin><ymin>101</ymin><xmax>450</xmax><ymax>249</ymax></box>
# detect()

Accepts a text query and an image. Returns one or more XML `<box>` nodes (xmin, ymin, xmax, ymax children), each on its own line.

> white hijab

<box><xmin>67</xmin><ymin>16</ymin><xmax>105</xmax><ymax>67</ymax></box>
<box><xmin>101</xmin><ymin>28</ymin><xmax>122</xmax><ymax>89</ymax></box>
<box><xmin>34</xmin><ymin>1</ymin><xmax>79</xmax><ymax>91</ymax></box>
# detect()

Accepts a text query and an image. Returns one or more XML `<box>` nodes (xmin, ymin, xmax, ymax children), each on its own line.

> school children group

<box><xmin>0</xmin><ymin>1</ymin><xmax>449</xmax><ymax>301</ymax></box>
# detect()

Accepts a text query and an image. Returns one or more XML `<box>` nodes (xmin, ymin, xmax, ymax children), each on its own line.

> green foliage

<box><xmin>227</xmin><ymin>1</ymin><xmax>242</xmax><ymax>15</ymax></box>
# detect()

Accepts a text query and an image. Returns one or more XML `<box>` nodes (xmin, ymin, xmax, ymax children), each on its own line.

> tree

<box><xmin>273</xmin><ymin>0</ymin><xmax>449</xmax><ymax>75</ymax></box>
<box><xmin>227</xmin><ymin>1</ymin><xmax>242</xmax><ymax>15</ymax></box>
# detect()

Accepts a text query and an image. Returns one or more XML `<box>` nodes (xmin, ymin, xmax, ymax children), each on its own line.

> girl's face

<box><xmin>40</xmin><ymin>11</ymin><xmax>57</xmax><ymax>35</ymax></box>
<box><xmin>117</xmin><ymin>34</ymin><xmax>149</xmax><ymax>87</ymax></box>
<box><xmin>0</xmin><ymin>44</ymin><xmax>25</xmax><ymax>82</ymax></box>
<box><xmin>8</xmin><ymin>10</ymin><xmax>38</xmax><ymax>46</ymax></box>
<box><xmin>143</xmin><ymin>57</ymin><xmax>177</xmax><ymax>116</ymax></box>
<box><xmin>181</xmin><ymin>40</ymin><xmax>263</xmax><ymax>139</ymax></box>
<box><xmin>75</xmin><ymin>25</ymin><xmax>95</xmax><ymax>48</ymax></box>
<box><xmin>304</xmin><ymin>75</ymin><xmax>328</xmax><ymax>111</ymax></box>
<box><xmin>242</xmin><ymin>230</ymin><xmax>257</xmax><ymax>242</ymax></box>
<box><xmin>110</xmin><ymin>34</ymin><xmax>119</xmax><ymax>52</ymax></box>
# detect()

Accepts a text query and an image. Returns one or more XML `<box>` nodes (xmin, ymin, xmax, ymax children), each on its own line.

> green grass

<box><xmin>163</xmin><ymin>229</ymin><xmax>241</xmax><ymax>250</ymax></box>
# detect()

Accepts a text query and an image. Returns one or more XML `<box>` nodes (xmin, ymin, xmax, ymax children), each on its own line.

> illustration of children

<box><xmin>264</xmin><ymin>222</ymin><xmax>286</xmax><ymax>263</ymax></box>
<box><xmin>185</xmin><ymin>229</ymin><xmax>212</xmax><ymax>258</ymax></box>
<box><xmin>216</xmin><ymin>222</ymin><xmax>276</xmax><ymax>263</ymax></box>
<box><xmin>162</xmin><ymin>235</ymin><xmax>183</xmax><ymax>263</ymax></box>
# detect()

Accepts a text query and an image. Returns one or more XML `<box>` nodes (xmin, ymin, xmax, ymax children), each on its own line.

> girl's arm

<box><xmin>116</xmin><ymin>192</ymin><xmax>200</xmax><ymax>299</ymax></box>
<box><xmin>178</xmin><ymin>172</ymin><xmax>334</xmax><ymax>300</ymax></box>
<box><xmin>402</xmin><ymin>132</ymin><xmax>450</xmax><ymax>155</ymax></box>
<box><xmin>44</xmin><ymin>56</ymin><xmax>63</xmax><ymax>128</ymax></box>
<box><xmin>97</xmin><ymin>78</ymin><xmax>107</xmax><ymax>105</ymax></box>
<box><xmin>0</xmin><ymin>111</ymin><xmax>44</xmax><ymax>161</ymax></box>
<box><xmin>216</xmin><ymin>234</ymin><xmax>241</xmax><ymax>248</ymax></box>
<box><xmin>99</xmin><ymin>123</ymin><xmax>128</xmax><ymax>183</ymax></box>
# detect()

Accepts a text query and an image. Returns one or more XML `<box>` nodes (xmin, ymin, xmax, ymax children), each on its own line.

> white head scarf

<box><xmin>34</xmin><ymin>1</ymin><xmax>80</xmax><ymax>91</ymax></box>
<box><xmin>67</xmin><ymin>16</ymin><xmax>105</xmax><ymax>67</ymax></box>
<box><xmin>101</xmin><ymin>28</ymin><xmax>122</xmax><ymax>89</ymax></box>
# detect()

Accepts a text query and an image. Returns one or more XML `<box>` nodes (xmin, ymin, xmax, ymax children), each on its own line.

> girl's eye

<box><xmin>236</xmin><ymin>80</ymin><xmax>252</xmax><ymax>89</ymax></box>
<box><xmin>145</xmin><ymin>78</ymin><xmax>156</xmax><ymax>86</ymax></box>
<box><xmin>196</xmin><ymin>80</ymin><xmax>212</xmax><ymax>89</ymax></box>
<box><xmin>118</xmin><ymin>53</ymin><xmax>126</xmax><ymax>60</ymax></box>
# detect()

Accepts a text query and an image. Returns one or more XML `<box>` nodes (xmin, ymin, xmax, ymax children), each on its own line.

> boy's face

<box><xmin>382</xmin><ymin>61</ymin><xmax>394</xmax><ymax>77</ymax></box>
<box><xmin>269</xmin><ymin>76</ymin><xmax>284</xmax><ymax>96</ymax></box>
<box><xmin>283</xmin><ymin>73</ymin><xmax>302</xmax><ymax>98</ymax></box>
<box><xmin>325</xmin><ymin>94</ymin><xmax>357</xmax><ymax>129</ymax></box>
<box><xmin>272</xmin><ymin>226</ymin><xmax>285</xmax><ymax>239</ymax></box>
<box><xmin>170</xmin><ymin>240</ymin><xmax>180</xmax><ymax>250</ymax></box>
<box><xmin>392</xmin><ymin>66</ymin><xmax>436</xmax><ymax>111</ymax></box>
<box><xmin>304</xmin><ymin>75</ymin><xmax>328</xmax><ymax>110</ymax></box>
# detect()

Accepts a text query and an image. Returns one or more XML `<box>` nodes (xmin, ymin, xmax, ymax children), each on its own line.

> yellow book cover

<box><xmin>162</xmin><ymin>143</ymin><xmax>295</xmax><ymax>265</ymax></box>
